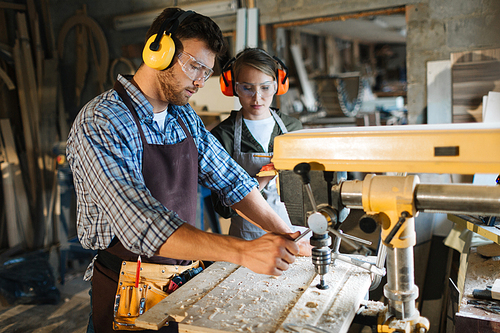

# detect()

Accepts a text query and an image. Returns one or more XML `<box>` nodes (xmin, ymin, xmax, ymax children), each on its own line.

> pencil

<box><xmin>135</xmin><ymin>255</ymin><xmax>141</xmax><ymax>288</ymax></box>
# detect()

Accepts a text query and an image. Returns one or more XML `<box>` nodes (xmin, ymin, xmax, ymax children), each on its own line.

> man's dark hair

<box><xmin>146</xmin><ymin>7</ymin><xmax>226</xmax><ymax>58</ymax></box>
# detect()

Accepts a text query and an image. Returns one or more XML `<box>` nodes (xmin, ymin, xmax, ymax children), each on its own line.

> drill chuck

<box><xmin>310</xmin><ymin>233</ymin><xmax>332</xmax><ymax>289</ymax></box>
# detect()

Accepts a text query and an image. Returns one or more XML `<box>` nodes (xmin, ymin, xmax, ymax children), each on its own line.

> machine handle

<box><xmin>294</xmin><ymin>163</ymin><xmax>318</xmax><ymax>213</ymax></box>
<box><xmin>293</xmin><ymin>162</ymin><xmax>311</xmax><ymax>184</ymax></box>
<box><xmin>384</xmin><ymin>211</ymin><xmax>409</xmax><ymax>245</ymax></box>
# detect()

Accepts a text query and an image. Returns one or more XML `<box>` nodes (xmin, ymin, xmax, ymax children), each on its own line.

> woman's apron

<box><xmin>229</xmin><ymin>110</ymin><xmax>294</xmax><ymax>240</ymax></box>
<box><xmin>91</xmin><ymin>80</ymin><xmax>199</xmax><ymax>332</ymax></box>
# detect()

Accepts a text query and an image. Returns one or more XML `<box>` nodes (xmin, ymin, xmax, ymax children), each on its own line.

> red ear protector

<box><xmin>142</xmin><ymin>10</ymin><xmax>194</xmax><ymax>70</ymax></box>
<box><xmin>220</xmin><ymin>54</ymin><xmax>289</xmax><ymax>97</ymax></box>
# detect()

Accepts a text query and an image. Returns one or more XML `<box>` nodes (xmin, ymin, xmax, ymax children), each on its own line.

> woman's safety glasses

<box><xmin>235</xmin><ymin>81</ymin><xmax>277</xmax><ymax>98</ymax></box>
<box><xmin>177</xmin><ymin>51</ymin><xmax>214</xmax><ymax>82</ymax></box>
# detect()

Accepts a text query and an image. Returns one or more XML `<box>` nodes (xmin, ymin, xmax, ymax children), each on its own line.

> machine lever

<box><xmin>384</xmin><ymin>211</ymin><xmax>409</xmax><ymax>245</ymax></box>
<box><xmin>342</xmin><ymin>232</ymin><xmax>372</xmax><ymax>246</ymax></box>
<box><xmin>294</xmin><ymin>163</ymin><xmax>318</xmax><ymax>213</ymax></box>
<box><xmin>328</xmin><ymin>227</ymin><xmax>372</xmax><ymax>256</ymax></box>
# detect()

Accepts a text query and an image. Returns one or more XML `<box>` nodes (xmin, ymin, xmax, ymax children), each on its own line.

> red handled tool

<box><xmin>135</xmin><ymin>255</ymin><xmax>141</xmax><ymax>288</ymax></box>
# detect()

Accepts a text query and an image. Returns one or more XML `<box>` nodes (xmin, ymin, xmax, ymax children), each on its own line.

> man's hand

<box><xmin>296</xmin><ymin>238</ymin><xmax>313</xmax><ymax>257</ymax></box>
<box><xmin>239</xmin><ymin>233</ymin><xmax>299</xmax><ymax>276</ymax></box>
<box><xmin>256</xmin><ymin>175</ymin><xmax>275</xmax><ymax>190</ymax></box>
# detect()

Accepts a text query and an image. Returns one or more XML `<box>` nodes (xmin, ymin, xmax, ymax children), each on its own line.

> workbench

<box><xmin>445</xmin><ymin>215</ymin><xmax>500</xmax><ymax>332</ymax></box>
<box><xmin>136</xmin><ymin>256</ymin><xmax>376</xmax><ymax>332</ymax></box>
<box><xmin>448</xmin><ymin>214</ymin><xmax>500</xmax><ymax>245</ymax></box>
<box><xmin>455</xmin><ymin>248</ymin><xmax>500</xmax><ymax>332</ymax></box>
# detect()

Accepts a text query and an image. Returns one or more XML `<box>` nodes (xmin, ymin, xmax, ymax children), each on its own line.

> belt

<box><xmin>96</xmin><ymin>249</ymin><xmax>124</xmax><ymax>274</ymax></box>
<box><xmin>96</xmin><ymin>249</ymin><xmax>215</xmax><ymax>275</ymax></box>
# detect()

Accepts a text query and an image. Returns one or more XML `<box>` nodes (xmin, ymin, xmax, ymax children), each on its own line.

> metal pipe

<box><xmin>340</xmin><ymin>180</ymin><xmax>363</xmax><ymax>209</ymax></box>
<box><xmin>415</xmin><ymin>183</ymin><xmax>500</xmax><ymax>216</ymax></box>
<box><xmin>340</xmin><ymin>181</ymin><xmax>500</xmax><ymax>217</ymax></box>
<box><xmin>384</xmin><ymin>247</ymin><xmax>418</xmax><ymax>320</ymax></box>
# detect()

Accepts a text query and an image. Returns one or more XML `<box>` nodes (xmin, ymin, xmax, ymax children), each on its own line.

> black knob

<box><xmin>294</xmin><ymin>163</ymin><xmax>311</xmax><ymax>185</ymax></box>
<box><xmin>359</xmin><ymin>214</ymin><xmax>379</xmax><ymax>234</ymax></box>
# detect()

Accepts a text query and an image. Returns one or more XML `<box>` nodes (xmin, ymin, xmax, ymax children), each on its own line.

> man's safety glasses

<box><xmin>177</xmin><ymin>51</ymin><xmax>214</xmax><ymax>82</ymax></box>
<box><xmin>235</xmin><ymin>81</ymin><xmax>277</xmax><ymax>98</ymax></box>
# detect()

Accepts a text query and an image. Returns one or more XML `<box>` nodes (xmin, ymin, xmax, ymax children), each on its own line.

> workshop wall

<box><xmin>0</xmin><ymin>0</ymin><xmax>495</xmax><ymax>249</ymax></box>
<box><xmin>47</xmin><ymin>0</ymin><xmax>500</xmax><ymax>126</ymax></box>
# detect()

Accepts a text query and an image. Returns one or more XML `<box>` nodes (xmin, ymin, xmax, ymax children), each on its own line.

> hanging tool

<box><xmin>57</xmin><ymin>5</ymin><xmax>109</xmax><ymax>106</ymax></box>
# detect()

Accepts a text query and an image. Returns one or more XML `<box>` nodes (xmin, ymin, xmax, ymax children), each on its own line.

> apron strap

<box><xmin>270</xmin><ymin>109</ymin><xmax>288</xmax><ymax>134</ymax></box>
<box><xmin>234</xmin><ymin>111</ymin><xmax>243</xmax><ymax>154</ymax></box>
<box><xmin>114</xmin><ymin>80</ymin><xmax>148</xmax><ymax>145</ymax></box>
<box><xmin>234</xmin><ymin>109</ymin><xmax>287</xmax><ymax>154</ymax></box>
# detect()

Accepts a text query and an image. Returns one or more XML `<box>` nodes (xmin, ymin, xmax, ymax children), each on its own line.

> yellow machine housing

<box><xmin>272</xmin><ymin>122</ymin><xmax>500</xmax><ymax>333</ymax></box>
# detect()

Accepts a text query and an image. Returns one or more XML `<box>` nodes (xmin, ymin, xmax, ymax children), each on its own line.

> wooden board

<box><xmin>0</xmin><ymin>119</ymin><xmax>33</xmax><ymax>248</ymax></box>
<box><xmin>451</xmin><ymin>48</ymin><xmax>500</xmax><ymax>123</ymax></box>
<box><xmin>0</xmin><ymin>123</ymin><xmax>20</xmax><ymax>247</ymax></box>
<box><xmin>455</xmin><ymin>249</ymin><xmax>500</xmax><ymax>332</ymax></box>
<box><xmin>137</xmin><ymin>256</ymin><xmax>375</xmax><ymax>332</ymax></box>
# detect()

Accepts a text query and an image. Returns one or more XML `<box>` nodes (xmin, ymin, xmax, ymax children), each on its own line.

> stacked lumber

<box><xmin>0</xmin><ymin>1</ymin><xmax>75</xmax><ymax>251</ymax></box>
<box><xmin>451</xmin><ymin>48</ymin><xmax>500</xmax><ymax>123</ymax></box>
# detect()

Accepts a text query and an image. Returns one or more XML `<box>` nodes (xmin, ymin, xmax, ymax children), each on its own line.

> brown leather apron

<box><xmin>91</xmin><ymin>80</ymin><xmax>198</xmax><ymax>332</ymax></box>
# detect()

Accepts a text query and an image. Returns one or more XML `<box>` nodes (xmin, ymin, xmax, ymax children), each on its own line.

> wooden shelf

<box><xmin>448</xmin><ymin>214</ymin><xmax>500</xmax><ymax>245</ymax></box>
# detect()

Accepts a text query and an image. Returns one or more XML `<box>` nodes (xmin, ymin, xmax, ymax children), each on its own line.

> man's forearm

<box><xmin>157</xmin><ymin>223</ymin><xmax>244</xmax><ymax>263</ymax></box>
<box><xmin>157</xmin><ymin>223</ymin><xmax>299</xmax><ymax>276</ymax></box>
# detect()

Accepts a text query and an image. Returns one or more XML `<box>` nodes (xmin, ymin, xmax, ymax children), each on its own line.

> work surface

<box><xmin>136</xmin><ymin>256</ymin><xmax>375</xmax><ymax>332</ymax></box>
<box><xmin>455</xmin><ymin>248</ymin><xmax>500</xmax><ymax>332</ymax></box>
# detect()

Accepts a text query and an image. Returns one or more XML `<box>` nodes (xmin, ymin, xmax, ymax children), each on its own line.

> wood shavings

<box><xmin>306</xmin><ymin>302</ymin><xmax>318</xmax><ymax>308</ymax></box>
<box><xmin>178</xmin><ymin>257</ymin><xmax>320</xmax><ymax>332</ymax></box>
<box><xmin>208</xmin><ymin>308</ymin><xmax>221</xmax><ymax>320</ymax></box>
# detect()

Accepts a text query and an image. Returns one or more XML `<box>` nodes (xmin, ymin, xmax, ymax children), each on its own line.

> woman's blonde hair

<box><xmin>232</xmin><ymin>48</ymin><xmax>277</xmax><ymax>82</ymax></box>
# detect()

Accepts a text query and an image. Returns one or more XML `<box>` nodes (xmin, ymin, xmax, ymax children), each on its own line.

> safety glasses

<box><xmin>235</xmin><ymin>81</ymin><xmax>277</xmax><ymax>98</ymax></box>
<box><xmin>177</xmin><ymin>51</ymin><xmax>214</xmax><ymax>82</ymax></box>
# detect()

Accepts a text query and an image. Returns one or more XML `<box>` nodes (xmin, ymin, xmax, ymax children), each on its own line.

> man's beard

<box><xmin>157</xmin><ymin>68</ymin><xmax>195</xmax><ymax>106</ymax></box>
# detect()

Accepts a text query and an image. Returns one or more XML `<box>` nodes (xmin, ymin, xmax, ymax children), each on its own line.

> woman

<box><xmin>211</xmin><ymin>48</ymin><xmax>303</xmax><ymax>240</ymax></box>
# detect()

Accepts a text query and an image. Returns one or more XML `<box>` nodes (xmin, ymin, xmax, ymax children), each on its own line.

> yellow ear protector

<box><xmin>142</xmin><ymin>10</ymin><xmax>194</xmax><ymax>70</ymax></box>
<box><xmin>220</xmin><ymin>53</ymin><xmax>289</xmax><ymax>97</ymax></box>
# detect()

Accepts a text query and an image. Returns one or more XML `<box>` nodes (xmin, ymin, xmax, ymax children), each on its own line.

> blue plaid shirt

<box><xmin>66</xmin><ymin>75</ymin><xmax>257</xmax><ymax>258</ymax></box>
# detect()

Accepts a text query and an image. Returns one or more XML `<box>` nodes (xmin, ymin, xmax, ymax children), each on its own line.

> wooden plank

<box><xmin>17</xmin><ymin>12</ymin><xmax>48</xmax><ymax>247</ymax></box>
<box><xmin>451</xmin><ymin>48</ymin><xmax>500</xmax><ymax>123</ymax></box>
<box><xmin>427</xmin><ymin>60</ymin><xmax>452</xmax><ymax>124</ymax></box>
<box><xmin>455</xmin><ymin>249</ymin><xmax>500</xmax><ymax>332</ymax></box>
<box><xmin>40</xmin><ymin>0</ymin><xmax>56</xmax><ymax>58</ymax></box>
<box><xmin>448</xmin><ymin>214</ymin><xmax>500</xmax><ymax>245</ymax></box>
<box><xmin>39</xmin><ymin>57</ymin><xmax>59</xmax><ymax>247</ymax></box>
<box><xmin>0</xmin><ymin>124</ymin><xmax>21</xmax><ymax>247</ymax></box>
<box><xmin>138</xmin><ymin>256</ymin><xmax>375</xmax><ymax>333</ymax></box>
<box><xmin>0</xmin><ymin>119</ymin><xmax>33</xmax><ymax>248</ymax></box>
<box><xmin>26</xmin><ymin>0</ymin><xmax>42</xmax><ymax>89</ymax></box>
<box><xmin>310</xmin><ymin>258</ymin><xmax>373</xmax><ymax>332</ymax></box>
<box><xmin>12</xmin><ymin>39</ymin><xmax>37</xmax><ymax>203</ymax></box>
<box><xmin>178</xmin><ymin>257</ymin><xmax>317</xmax><ymax>333</ymax></box>
<box><xmin>0</xmin><ymin>67</ymin><xmax>15</xmax><ymax>90</ymax></box>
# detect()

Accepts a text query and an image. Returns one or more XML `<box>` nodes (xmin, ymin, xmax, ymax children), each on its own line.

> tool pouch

<box><xmin>113</xmin><ymin>260</ymin><xmax>201</xmax><ymax>331</ymax></box>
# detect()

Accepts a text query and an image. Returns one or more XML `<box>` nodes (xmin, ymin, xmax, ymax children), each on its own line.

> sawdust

<box><xmin>182</xmin><ymin>257</ymin><xmax>315</xmax><ymax>332</ymax></box>
<box><xmin>461</xmin><ymin>249</ymin><xmax>500</xmax><ymax>305</ymax></box>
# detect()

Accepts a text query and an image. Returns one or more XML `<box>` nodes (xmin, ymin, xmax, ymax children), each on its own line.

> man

<box><xmin>66</xmin><ymin>7</ymin><xmax>310</xmax><ymax>333</ymax></box>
